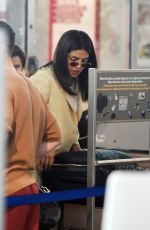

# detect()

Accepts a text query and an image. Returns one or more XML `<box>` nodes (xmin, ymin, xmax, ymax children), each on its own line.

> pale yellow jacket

<box><xmin>30</xmin><ymin>66</ymin><xmax>83</xmax><ymax>154</ymax></box>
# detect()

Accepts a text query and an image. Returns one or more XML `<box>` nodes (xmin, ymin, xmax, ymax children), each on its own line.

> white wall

<box><xmin>99</xmin><ymin>0</ymin><xmax>130</xmax><ymax>69</ymax></box>
<box><xmin>27</xmin><ymin>0</ymin><xmax>50</xmax><ymax>65</ymax></box>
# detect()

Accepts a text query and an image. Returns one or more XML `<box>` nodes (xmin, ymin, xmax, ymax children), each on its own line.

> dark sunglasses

<box><xmin>69</xmin><ymin>61</ymin><xmax>91</xmax><ymax>68</ymax></box>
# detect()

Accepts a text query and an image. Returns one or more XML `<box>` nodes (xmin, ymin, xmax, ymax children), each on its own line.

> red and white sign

<box><xmin>49</xmin><ymin>0</ymin><xmax>99</xmax><ymax>60</ymax></box>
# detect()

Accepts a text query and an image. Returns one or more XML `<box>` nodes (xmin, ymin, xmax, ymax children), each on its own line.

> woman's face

<box><xmin>12</xmin><ymin>55</ymin><xmax>23</xmax><ymax>71</ymax></box>
<box><xmin>67</xmin><ymin>49</ymin><xmax>89</xmax><ymax>78</ymax></box>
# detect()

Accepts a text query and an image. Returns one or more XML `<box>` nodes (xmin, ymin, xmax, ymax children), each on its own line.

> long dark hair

<box><xmin>42</xmin><ymin>30</ymin><xmax>97</xmax><ymax>101</ymax></box>
<box><xmin>12</xmin><ymin>44</ymin><xmax>26</xmax><ymax>68</ymax></box>
<box><xmin>0</xmin><ymin>20</ymin><xmax>15</xmax><ymax>55</ymax></box>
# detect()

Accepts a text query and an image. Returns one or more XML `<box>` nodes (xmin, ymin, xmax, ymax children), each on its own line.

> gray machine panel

<box><xmin>96</xmin><ymin>121</ymin><xmax>149</xmax><ymax>151</ymax></box>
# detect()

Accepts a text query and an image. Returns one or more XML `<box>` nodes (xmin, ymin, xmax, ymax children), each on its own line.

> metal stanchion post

<box><xmin>87</xmin><ymin>68</ymin><xmax>97</xmax><ymax>230</ymax></box>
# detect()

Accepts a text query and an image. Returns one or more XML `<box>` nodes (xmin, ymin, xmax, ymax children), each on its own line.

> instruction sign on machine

<box><xmin>97</xmin><ymin>71</ymin><xmax>150</xmax><ymax>122</ymax></box>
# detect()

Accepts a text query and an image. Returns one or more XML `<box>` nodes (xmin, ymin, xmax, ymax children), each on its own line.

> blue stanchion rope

<box><xmin>6</xmin><ymin>186</ymin><xmax>105</xmax><ymax>207</ymax></box>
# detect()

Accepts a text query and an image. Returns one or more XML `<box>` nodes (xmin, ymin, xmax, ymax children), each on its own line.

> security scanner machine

<box><xmin>87</xmin><ymin>68</ymin><xmax>150</xmax><ymax>230</ymax></box>
<box><xmin>42</xmin><ymin>69</ymin><xmax>150</xmax><ymax>230</ymax></box>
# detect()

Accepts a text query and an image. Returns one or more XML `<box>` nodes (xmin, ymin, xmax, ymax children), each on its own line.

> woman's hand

<box><xmin>37</xmin><ymin>140</ymin><xmax>60</xmax><ymax>171</ymax></box>
<box><xmin>37</xmin><ymin>150</ymin><xmax>55</xmax><ymax>171</ymax></box>
<box><xmin>70</xmin><ymin>144</ymin><xmax>81</xmax><ymax>152</ymax></box>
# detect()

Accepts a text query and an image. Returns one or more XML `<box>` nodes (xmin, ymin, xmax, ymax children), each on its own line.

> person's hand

<box><xmin>37</xmin><ymin>150</ymin><xmax>55</xmax><ymax>171</ymax></box>
<box><xmin>70</xmin><ymin>144</ymin><xmax>81</xmax><ymax>152</ymax></box>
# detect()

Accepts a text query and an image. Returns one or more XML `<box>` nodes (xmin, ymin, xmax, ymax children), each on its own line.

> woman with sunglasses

<box><xmin>30</xmin><ymin>30</ymin><xmax>97</xmax><ymax>156</ymax></box>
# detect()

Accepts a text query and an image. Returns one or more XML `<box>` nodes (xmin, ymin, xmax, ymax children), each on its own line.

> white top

<box><xmin>72</xmin><ymin>95</ymin><xmax>78</xmax><ymax>112</ymax></box>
